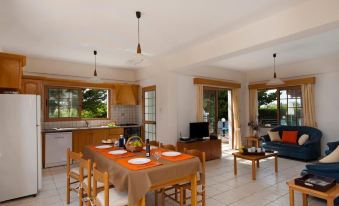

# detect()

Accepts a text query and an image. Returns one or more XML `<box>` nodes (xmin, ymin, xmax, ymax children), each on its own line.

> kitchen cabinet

<box><xmin>108</xmin><ymin>127</ymin><xmax>124</xmax><ymax>140</ymax></box>
<box><xmin>113</xmin><ymin>84</ymin><xmax>139</xmax><ymax>105</ymax></box>
<box><xmin>0</xmin><ymin>52</ymin><xmax>26</xmax><ymax>90</ymax></box>
<box><xmin>21</xmin><ymin>79</ymin><xmax>43</xmax><ymax>95</ymax></box>
<box><xmin>72</xmin><ymin>128</ymin><xmax>123</xmax><ymax>153</ymax></box>
<box><xmin>72</xmin><ymin>130</ymin><xmax>93</xmax><ymax>153</ymax></box>
<box><xmin>92</xmin><ymin>129</ymin><xmax>108</xmax><ymax>145</ymax></box>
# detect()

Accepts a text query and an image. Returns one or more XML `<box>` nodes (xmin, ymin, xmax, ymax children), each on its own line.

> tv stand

<box><xmin>177</xmin><ymin>139</ymin><xmax>221</xmax><ymax>161</ymax></box>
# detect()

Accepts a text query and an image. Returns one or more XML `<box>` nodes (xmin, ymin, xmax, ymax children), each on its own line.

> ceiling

<box><xmin>0</xmin><ymin>0</ymin><xmax>306</xmax><ymax>68</ymax></box>
<box><xmin>208</xmin><ymin>28</ymin><xmax>339</xmax><ymax>71</ymax></box>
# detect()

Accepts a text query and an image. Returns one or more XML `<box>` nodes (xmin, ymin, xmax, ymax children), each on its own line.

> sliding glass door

<box><xmin>203</xmin><ymin>87</ymin><xmax>233</xmax><ymax>144</ymax></box>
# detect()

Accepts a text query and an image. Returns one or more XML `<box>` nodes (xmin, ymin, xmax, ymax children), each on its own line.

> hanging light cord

<box><xmin>273</xmin><ymin>53</ymin><xmax>277</xmax><ymax>78</ymax></box>
<box><xmin>94</xmin><ymin>50</ymin><xmax>97</xmax><ymax>76</ymax></box>
<box><xmin>138</xmin><ymin>18</ymin><xmax>140</xmax><ymax>45</ymax></box>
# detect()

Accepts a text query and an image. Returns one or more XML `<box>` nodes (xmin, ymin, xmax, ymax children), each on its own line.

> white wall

<box><xmin>24</xmin><ymin>56</ymin><xmax>137</xmax><ymax>83</ymax></box>
<box><xmin>246</xmin><ymin>53</ymin><xmax>339</xmax><ymax>153</ymax></box>
<box><xmin>137</xmin><ymin>66</ymin><xmax>247</xmax><ymax>145</ymax></box>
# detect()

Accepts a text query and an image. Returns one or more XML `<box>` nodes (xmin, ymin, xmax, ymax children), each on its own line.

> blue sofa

<box><xmin>302</xmin><ymin>141</ymin><xmax>339</xmax><ymax>205</ymax></box>
<box><xmin>261</xmin><ymin>126</ymin><xmax>322</xmax><ymax>161</ymax></box>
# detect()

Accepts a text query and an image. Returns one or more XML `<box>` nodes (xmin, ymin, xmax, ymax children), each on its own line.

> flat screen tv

<box><xmin>189</xmin><ymin>122</ymin><xmax>209</xmax><ymax>139</ymax></box>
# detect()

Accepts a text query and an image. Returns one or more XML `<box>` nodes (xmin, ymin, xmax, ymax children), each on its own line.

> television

<box><xmin>189</xmin><ymin>122</ymin><xmax>209</xmax><ymax>139</ymax></box>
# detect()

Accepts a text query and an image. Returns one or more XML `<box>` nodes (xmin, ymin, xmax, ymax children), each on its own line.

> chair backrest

<box><xmin>92</xmin><ymin>163</ymin><xmax>110</xmax><ymax>206</ymax></box>
<box><xmin>183</xmin><ymin>148</ymin><xmax>206</xmax><ymax>185</ymax></box>
<box><xmin>66</xmin><ymin>148</ymin><xmax>83</xmax><ymax>173</ymax></box>
<box><xmin>160</xmin><ymin>143</ymin><xmax>176</xmax><ymax>151</ymax></box>
<box><xmin>79</xmin><ymin>158</ymin><xmax>92</xmax><ymax>195</ymax></box>
<box><xmin>150</xmin><ymin>140</ymin><xmax>160</xmax><ymax>147</ymax></box>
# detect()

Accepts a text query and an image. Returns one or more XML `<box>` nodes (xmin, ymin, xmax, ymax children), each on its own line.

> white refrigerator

<box><xmin>0</xmin><ymin>94</ymin><xmax>42</xmax><ymax>202</ymax></box>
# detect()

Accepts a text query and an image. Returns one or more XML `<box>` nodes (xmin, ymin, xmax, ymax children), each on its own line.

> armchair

<box><xmin>302</xmin><ymin>141</ymin><xmax>339</xmax><ymax>204</ymax></box>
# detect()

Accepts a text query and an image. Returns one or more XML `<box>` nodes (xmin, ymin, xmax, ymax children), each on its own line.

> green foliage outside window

<box><xmin>47</xmin><ymin>87</ymin><xmax>108</xmax><ymax>119</ymax></box>
<box><xmin>81</xmin><ymin>89</ymin><xmax>108</xmax><ymax>118</ymax></box>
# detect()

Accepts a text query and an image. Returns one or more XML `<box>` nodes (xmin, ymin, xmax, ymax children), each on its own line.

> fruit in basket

<box><xmin>131</xmin><ymin>141</ymin><xmax>142</xmax><ymax>147</ymax></box>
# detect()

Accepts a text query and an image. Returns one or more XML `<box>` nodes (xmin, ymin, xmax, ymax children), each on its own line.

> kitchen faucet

<box><xmin>85</xmin><ymin>120</ymin><xmax>89</xmax><ymax>128</ymax></box>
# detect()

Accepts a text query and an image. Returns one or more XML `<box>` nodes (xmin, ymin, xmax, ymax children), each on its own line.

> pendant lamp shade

<box><xmin>266</xmin><ymin>53</ymin><xmax>284</xmax><ymax>86</ymax></box>
<box><xmin>128</xmin><ymin>11</ymin><xmax>144</xmax><ymax>65</ymax></box>
<box><xmin>89</xmin><ymin>50</ymin><xmax>102</xmax><ymax>83</ymax></box>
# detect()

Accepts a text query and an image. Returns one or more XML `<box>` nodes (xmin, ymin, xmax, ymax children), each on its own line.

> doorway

<box><xmin>203</xmin><ymin>87</ymin><xmax>233</xmax><ymax>147</ymax></box>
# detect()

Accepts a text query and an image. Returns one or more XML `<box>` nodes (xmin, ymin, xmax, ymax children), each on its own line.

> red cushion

<box><xmin>282</xmin><ymin>131</ymin><xmax>298</xmax><ymax>144</ymax></box>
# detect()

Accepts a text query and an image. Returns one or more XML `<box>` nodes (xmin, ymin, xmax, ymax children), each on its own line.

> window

<box><xmin>258</xmin><ymin>86</ymin><xmax>303</xmax><ymax>127</ymax></box>
<box><xmin>142</xmin><ymin>86</ymin><xmax>156</xmax><ymax>140</ymax></box>
<box><xmin>46</xmin><ymin>87</ymin><xmax>109</xmax><ymax>120</ymax></box>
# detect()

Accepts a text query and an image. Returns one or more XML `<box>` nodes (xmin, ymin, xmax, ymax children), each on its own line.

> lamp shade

<box><xmin>266</xmin><ymin>76</ymin><xmax>284</xmax><ymax>85</ymax></box>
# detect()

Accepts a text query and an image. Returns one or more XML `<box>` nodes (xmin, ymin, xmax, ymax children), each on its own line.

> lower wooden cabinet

<box><xmin>92</xmin><ymin>129</ymin><xmax>108</xmax><ymax>145</ymax></box>
<box><xmin>176</xmin><ymin>139</ymin><xmax>221</xmax><ymax>161</ymax></box>
<box><xmin>72</xmin><ymin>128</ymin><xmax>123</xmax><ymax>153</ymax></box>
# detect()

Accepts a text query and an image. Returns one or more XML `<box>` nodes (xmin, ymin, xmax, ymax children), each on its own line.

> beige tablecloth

<box><xmin>83</xmin><ymin>147</ymin><xmax>201</xmax><ymax>206</ymax></box>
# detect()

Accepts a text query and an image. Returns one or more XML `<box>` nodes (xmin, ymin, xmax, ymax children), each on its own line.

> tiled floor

<box><xmin>0</xmin><ymin>145</ymin><xmax>330</xmax><ymax>206</ymax></box>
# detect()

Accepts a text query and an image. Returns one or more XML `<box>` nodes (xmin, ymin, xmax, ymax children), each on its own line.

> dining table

<box><xmin>83</xmin><ymin>145</ymin><xmax>201</xmax><ymax>206</ymax></box>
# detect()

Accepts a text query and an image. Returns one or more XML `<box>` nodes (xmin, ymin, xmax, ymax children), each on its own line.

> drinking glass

<box><xmin>153</xmin><ymin>150</ymin><xmax>161</xmax><ymax>161</ymax></box>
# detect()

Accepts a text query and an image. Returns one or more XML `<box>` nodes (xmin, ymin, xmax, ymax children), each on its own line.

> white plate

<box><xmin>143</xmin><ymin>145</ymin><xmax>158</xmax><ymax>150</ymax></box>
<box><xmin>108</xmin><ymin>150</ymin><xmax>127</xmax><ymax>155</ymax></box>
<box><xmin>162</xmin><ymin>151</ymin><xmax>181</xmax><ymax>157</ymax></box>
<box><xmin>95</xmin><ymin>145</ymin><xmax>112</xmax><ymax>149</ymax></box>
<box><xmin>128</xmin><ymin>158</ymin><xmax>151</xmax><ymax>165</ymax></box>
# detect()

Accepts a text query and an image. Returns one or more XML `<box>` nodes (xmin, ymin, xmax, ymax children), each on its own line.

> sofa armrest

<box><xmin>303</xmin><ymin>138</ymin><xmax>320</xmax><ymax>147</ymax></box>
<box><xmin>306</xmin><ymin>163</ymin><xmax>339</xmax><ymax>172</ymax></box>
<box><xmin>327</xmin><ymin>141</ymin><xmax>339</xmax><ymax>153</ymax></box>
<box><xmin>260</xmin><ymin>135</ymin><xmax>270</xmax><ymax>142</ymax></box>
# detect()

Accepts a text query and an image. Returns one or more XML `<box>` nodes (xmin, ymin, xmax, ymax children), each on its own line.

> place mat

<box><xmin>161</xmin><ymin>153</ymin><xmax>195</xmax><ymax>162</ymax></box>
<box><xmin>89</xmin><ymin>146</ymin><xmax>136</xmax><ymax>160</ymax></box>
<box><xmin>116</xmin><ymin>158</ymin><xmax>162</xmax><ymax>171</ymax></box>
<box><xmin>89</xmin><ymin>145</ymin><xmax>119</xmax><ymax>153</ymax></box>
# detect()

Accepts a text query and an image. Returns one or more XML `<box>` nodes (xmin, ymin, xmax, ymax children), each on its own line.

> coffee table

<box><xmin>287</xmin><ymin>180</ymin><xmax>339</xmax><ymax>206</ymax></box>
<box><xmin>232</xmin><ymin>152</ymin><xmax>278</xmax><ymax>180</ymax></box>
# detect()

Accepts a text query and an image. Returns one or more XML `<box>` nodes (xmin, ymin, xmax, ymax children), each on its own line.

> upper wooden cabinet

<box><xmin>21</xmin><ymin>79</ymin><xmax>43</xmax><ymax>95</ymax></box>
<box><xmin>113</xmin><ymin>84</ymin><xmax>139</xmax><ymax>105</ymax></box>
<box><xmin>0</xmin><ymin>52</ymin><xmax>26</xmax><ymax>90</ymax></box>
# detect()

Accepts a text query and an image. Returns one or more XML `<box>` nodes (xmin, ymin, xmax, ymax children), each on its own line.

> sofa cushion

<box><xmin>319</xmin><ymin>146</ymin><xmax>339</xmax><ymax>163</ymax></box>
<box><xmin>282</xmin><ymin>131</ymin><xmax>298</xmax><ymax>144</ymax></box>
<box><xmin>265</xmin><ymin>141</ymin><xmax>303</xmax><ymax>149</ymax></box>
<box><xmin>298</xmin><ymin>134</ymin><xmax>309</xmax><ymax>145</ymax></box>
<box><xmin>268</xmin><ymin>131</ymin><xmax>281</xmax><ymax>142</ymax></box>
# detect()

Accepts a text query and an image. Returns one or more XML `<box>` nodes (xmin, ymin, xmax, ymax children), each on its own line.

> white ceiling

<box><xmin>208</xmin><ymin>28</ymin><xmax>339</xmax><ymax>71</ymax></box>
<box><xmin>0</xmin><ymin>0</ymin><xmax>306</xmax><ymax>68</ymax></box>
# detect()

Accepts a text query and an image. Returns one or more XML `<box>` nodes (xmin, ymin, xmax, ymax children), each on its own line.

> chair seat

<box><xmin>83</xmin><ymin>176</ymin><xmax>104</xmax><ymax>189</ymax></box>
<box><xmin>97</xmin><ymin>188</ymin><xmax>128</xmax><ymax>206</ymax></box>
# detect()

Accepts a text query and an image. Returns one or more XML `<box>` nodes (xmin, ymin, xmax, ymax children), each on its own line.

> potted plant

<box><xmin>248</xmin><ymin>120</ymin><xmax>259</xmax><ymax>137</ymax></box>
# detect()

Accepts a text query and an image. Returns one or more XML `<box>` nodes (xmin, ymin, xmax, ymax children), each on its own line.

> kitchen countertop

<box><xmin>43</xmin><ymin>124</ymin><xmax>141</xmax><ymax>133</ymax></box>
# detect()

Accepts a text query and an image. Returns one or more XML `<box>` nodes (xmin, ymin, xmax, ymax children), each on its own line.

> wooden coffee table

<box><xmin>232</xmin><ymin>152</ymin><xmax>278</xmax><ymax>180</ymax></box>
<box><xmin>287</xmin><ymin>180</ymin><xmax>339</xmax><ymax>206</ymax></box>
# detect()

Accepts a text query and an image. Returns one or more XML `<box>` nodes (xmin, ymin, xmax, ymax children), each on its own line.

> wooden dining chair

<box><xmin>160</xmin><ymin>143</ymin><xmax>176</xmax><ymax>151</ymax></box>
<box><xmin>92</xmin><ymin>163</ymin><xmax>128</xmax><ymax>206</ymax></box>
<box><xmin>150</xmin><ymin>140</ymin><xmax>161</xmax><ymax>147</ymax></box>
<box><xmin>67</xmin><ymin>148</ymin><xmax>87</xmax><ymax>205</ymax></box>
<box><xmin>162</xmin><ymin>149</ymin><xmax>206</xmax><ymax>206</ymax></box>
<box><xmin>79</xmin><ymin>158</ymin><xmax>92</xmax><ymax>206</ymax></box>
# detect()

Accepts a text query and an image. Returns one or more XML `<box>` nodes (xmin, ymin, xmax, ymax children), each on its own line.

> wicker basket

<box><xmin>125</xmin><ymin>136</ymin><xmax>144</xmax><ymax>152</ymax></box>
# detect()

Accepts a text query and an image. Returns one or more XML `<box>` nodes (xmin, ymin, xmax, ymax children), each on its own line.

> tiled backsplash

<box><xmin>43</xmin><ymin>105</ymin><xmax>140</xmax><ymax>129</ymax></box>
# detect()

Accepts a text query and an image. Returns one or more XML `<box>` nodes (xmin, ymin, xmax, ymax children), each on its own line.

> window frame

<box><xmin>258</xmin><ymin>86</ymin><xmax>303</xmax><ymax>127</ymax></box>
<box><xmin>142</xmin><ymin>85</ymin><xmax>156</xmax><ymax>140</ymax></box>
<box><xmin>44</xmin><ymin>85</ymin><xmax>111</xmax><ymax>122</ymax></box>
